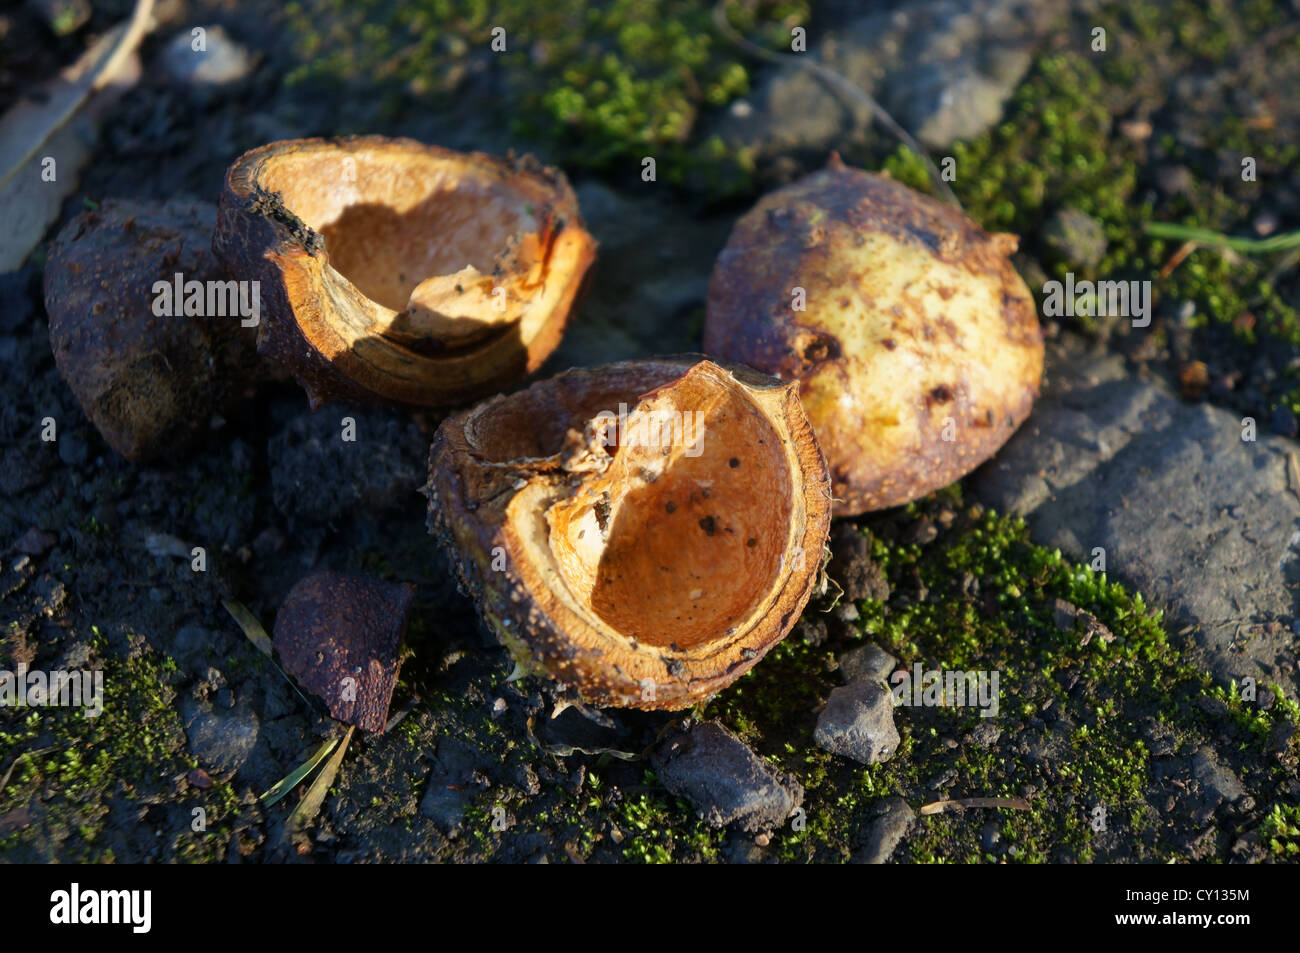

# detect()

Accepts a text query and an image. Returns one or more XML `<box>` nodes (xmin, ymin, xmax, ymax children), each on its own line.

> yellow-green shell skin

<box><xmin>704</xmin><ymin>158</ymin><xmax>1044</xmax><ymax>515</ymax></box>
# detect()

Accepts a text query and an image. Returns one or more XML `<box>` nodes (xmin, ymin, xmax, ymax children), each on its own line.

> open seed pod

<box><xmin>705</xmin><ymin>155</ymin><xmax>1044</xmax><ymax>515</ymax></box>
<box><xmin>212</xmin><ymin>137</ymin><xmax>596</xmax><ymax>409</ymax></box>
<box><xmin>425</xmin><ymin>357</ymin><xmax>832</xmax><ymax>709</ymax></box>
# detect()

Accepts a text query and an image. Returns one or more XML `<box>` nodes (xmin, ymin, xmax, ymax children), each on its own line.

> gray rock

<box><xmin>703</xmin><ymin>0</ymin><xmax>1067</xmax><ymax>162</ymax></box>
<box><xmin>180</xmin><ymin>697</ymin><xmax>259</xmax><ymax>777</ymax></box>
<box><xmin>814</xmin><ymin>680</ymin><xmax>900</xmax><ymax>764</ymax></box>
<box><xmin>839</xmin><ymin>643</ymin><xmax>898</xmax><ymax>684</ymax></box>
<box><xmin>853</xmin><ymin>796</ymin><xmax>915</xmax><ymax>863</ymax></box>
<box><xmin>1192</xmin><ymin>748</ymin><xmax>1245</xmax><ymax>808</ymax></box>
<box><xmin>161</xmin><ymin>26</ymin><xmax>256</xmax><ymax>87</ymax></box>
<box><xmin>650</xmin><ymin>721</ymin><xmax>803</xmax><ymax>831</ymax></box>
<box><xmin>975</xmin><ymin>351</ymin><xmax>1300</xmax><ymax>695</ymax></box>
<box><xmin>1044</xmin><ymin>207</ymin><xmax>1108</xmax><ymax>269</ymax></box>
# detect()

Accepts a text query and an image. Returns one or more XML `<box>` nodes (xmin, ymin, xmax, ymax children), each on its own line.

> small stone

<box><xmin>853</xmin><ymin>797</ymin><xmax>914</xmax><ymax>864</ymax></box>
<box><xmin>1191</xmin><ymin>747</ymin><xmax>1245</xmax><ymax>808</ymax></box>
<box><xmin>57</xmin><ymin>432</ymin><xmax>89</xmax><ymax>467</ymax></box>
<box><xmin>967</xmin><ymin>720</ymin><xmax>1001</xmax><ymax>747</ymax></box>
<box><xmin>1051</xmin><ymin>598</ymin><xmax>1078</xmax><ymax>633</ymax></box>
<box><xmin>180</xmin><ymin>697</ymin><xmax>259</xmax><ymax>777</ymax></box>
<box><xmin>814</xmin><ymin>680</ymin><xmax>900</xmax><ymax>764</ymax></box>
<box><xmin>11</xmin><ymin>528</ymin><xmax>57</xmax><ymax>556</ymax></box>
<box><xmin>1156</xmin><ymin>165</ymin><xmax>1195</xmax><ymax>196</ymax></box>
<box><xmin>162</xmin><ymin>26</ymin><xmax>256</xmax><ymax>87</ymax></box>
<box><xmin>982</xmin><ymin>821</ymin><xmax>1001</xmax><ymax>851</ymax></box>
<box><xmin>794</xmin><ymin>614</ymin><xmax>829</xmax><ymax>646</ymax></box>
<box><xmin>1253</xmin><ymin>210</ymin><xmax>1279</xmax><ymax>237</ymax></box>
<box><xmin>650</xmin><ymin>721</ymin><xmax>803</xmax><ymax>832</ymax></box>
<box><xmin>828</xmin><ymin>524</ymin><xmax>890</xmax><ymax>602</ymax></box>
<box><xmin>1044</xmin><ymin>208</ymin><xmax>1107</xmax><ymax>270</ymax></box>
<box><xmin>903</xmin><ymin>516</ymin><xmax>938</xmax><ymax>545</ymax></box>
<box><xmin>838</xmin><ymin>643</ymin><xmax>898</xmax><ymax>684</ymax></box>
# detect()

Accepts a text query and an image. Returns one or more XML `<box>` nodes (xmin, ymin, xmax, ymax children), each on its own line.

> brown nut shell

<box><xmin>425</xmin><ymin>356</ymin><xmax>832</xmax><ymax>710</ymax></box>
<box><xmin>43</xmin><ymin>198</ymin><xmax>260</xmax><ymax>462</ymax></box>
<box><xmin>273</xmin><ymin>571</ymin><xmax>414</xmax><ymax>734</ymax></box>
<box><xmin>212</xmin><ymin>136</ymin><xmax>596</xmax><ymax>410</ymax></box>
<box><xmin>704</xmin><ymin>156</ymin><xmax>1044</xmax><ymax>515</ymax></box>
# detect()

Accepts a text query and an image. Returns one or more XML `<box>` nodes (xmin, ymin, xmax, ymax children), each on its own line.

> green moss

<box><xmin>1259</xmin><ymin>802</ymin><xmax>1300</xmax><ymax>859</ymax></box>
<box><xmin>0</xmin><ymin>633</ymin><xmax>242</xmax><ymax>862</ymax></box>
<box><xmin>885</xmin><ymin>0</ymin><xmax>1300</xmax><ymax>404</ymax></box>
<box><xmin>699</xmin><ymin>486</ymin><xmax>1295</xmax><ymax>863</ymax></box>
<box><xmin>284</xmin><ymin>0</ymin><xmax>808</xmax><ymax>190</ymax></box>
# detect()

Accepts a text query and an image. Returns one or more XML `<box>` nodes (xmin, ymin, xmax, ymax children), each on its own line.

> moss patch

<box><xmin>0</xmin><ymin>632</ymin><xmax>245</xmax><ymax>862</ymax></box>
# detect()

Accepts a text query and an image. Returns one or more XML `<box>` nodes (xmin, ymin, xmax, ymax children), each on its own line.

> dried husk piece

<box><xmin>425</xmin><ymin>356</ymin><xmax>832</xmax><ymax>710</ymax></box>
<box><xmin>212</xmin><ymin>136</ymin><xmax>596</xmax><ymax>409</ymax></box>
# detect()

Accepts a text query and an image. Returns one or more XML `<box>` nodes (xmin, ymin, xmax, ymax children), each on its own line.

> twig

<box><xmin>711</xmin><ymin>0</ymin><xmax>961</xmax><ymax>209</ymax></box>
<box><xmin>919</xmin><ymin>796</ymin><xmax>1031</xmax><ymax>815</ymax></box>
<box><xmin>1157</xmin><ymin>240</ymin><xmax>1197</xmax><ymax>279</ymax></box>
<box><xmin>0</xmin><ymin>0</ymin><xmax>155</xmax><ymax>192</ymax></box>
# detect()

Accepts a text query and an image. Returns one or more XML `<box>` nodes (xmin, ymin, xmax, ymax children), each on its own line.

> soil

<box><xmin>1</xmin><ymin>0</ymin><xmax>1298</xmax><ymax>864</ymax></box>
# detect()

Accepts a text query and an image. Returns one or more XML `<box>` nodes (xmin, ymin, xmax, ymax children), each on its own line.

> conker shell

<box><xmin>705</xmin><ymin>156</ymin><xmax>1044</xmax><ymax>515</ymax></box>
<box><xmin>425</xmin><ymin>357</ymin><xmax>832</xmax><ymax>709</ymax></box>
<box><xmin>212</xmin><ymin>136</ymin><xmax>597</xmax><ymax>410</ymax></box>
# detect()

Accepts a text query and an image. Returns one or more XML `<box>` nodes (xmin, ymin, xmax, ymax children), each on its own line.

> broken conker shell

<box><xmin>212</xmin><ymin>136</ymin><xmax>596</xmax><ymax>409</ymax></box>
<box><xmin>44</xmin><ymin>198</ymin><xmax>260</xmax><ymax>462</ymax></box>
<box><xmin>704</xmin><ymin>156</ymin><xmax>1044</xmax><ymax>515</ymax></box>
<box><xmin>425</xmin><ymin>357</ymin><xmax>832</xmax><ymax>709</ymax></box>
<box><xmin>273</xmin><ymin>571</ymin><xmax>414</xmax><ymax>734</ymax></box>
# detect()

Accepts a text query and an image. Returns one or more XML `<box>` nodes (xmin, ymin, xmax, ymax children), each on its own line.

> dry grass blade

<box><xmin>285</xmin><ymin>726</ymin><xmax>354</xmax><ymax>837</ymax></box>
<box><xmin>0</xmin><ymin>0</ymin><xmax>155</xmax><ymax>192</ymax></box>
<box><xmin>919</xmin><ymin>796</ymin><xmax>1032</xmax><ymax>815</ymax></box>
<box><xmin>223</xmin><ymin>598</ymin><xmax>316</xmax><ymax>710</ymax></box>
<box><xmin>259</xmin><ymin>736</ymin><xmax>339</xmax><ymax>807</ymax></box>
<box><xmin>223</xmin><ymin>599</ymin><xmax>274</xmax><ymax>656</ymax></box>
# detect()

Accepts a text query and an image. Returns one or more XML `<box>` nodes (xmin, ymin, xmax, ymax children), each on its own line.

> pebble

<box><xmin>838</xmin><ymin>643</ymin><xmax>898</xmax><ymax>684</ymax></box>
<box><xmin>650</xmin><ymin>721</ymin><xmax>803</xmax><ymax>832</ymax></box>
<box><xmin>162</xmin><ymin>25</ymin><xmax>256</xmax><ymax>87</ymax></box>
<box><xmin>853</xmin><ymin>797</ymin><xmax>915</xmax><ymax>864</ymax></box>
<box><xmin>814</xmin><ymin>680</ymin><xmax>900</xmax><ymax>765</ymax></box>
